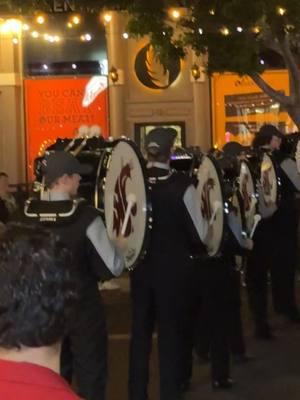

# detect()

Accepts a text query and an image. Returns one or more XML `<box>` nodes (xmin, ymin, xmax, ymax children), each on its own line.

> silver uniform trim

<box><xmin>183</xmin><ymin>185</ymin><xmax>208</xmax><ymax>242</ymax></box>
<box><xmin>24</xmin><ymin>198</ymin><xmax>83</xmax><ymax>218</ymax></box>
<box><xmin>281</xmin><ymin>158</ymin><xmax>300</xmax><ymax>191</ymax></box>
<box><xmin>146</xmin><ymin>161</ymin><xmax>170</xmax><ymax>170</ymax></box>
<box><xmin>86</xmin><ymin>216</ymin><xmax>125</xmax><ymax>277</ymax></box>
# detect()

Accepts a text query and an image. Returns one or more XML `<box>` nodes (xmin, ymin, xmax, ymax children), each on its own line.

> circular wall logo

<box><xmin>134</xmin><ymin>44</ymin><xmax>181</xmax><ymax>90</ymax></box>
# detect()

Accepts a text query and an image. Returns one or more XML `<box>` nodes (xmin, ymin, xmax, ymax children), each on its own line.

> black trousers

<box><xmin>246</xmin><ymin>212</ymin><xmax>299</xmax><ymax>333</ymax></box>
<box><xmin>194</xmin><ymin>259</ymin><xmax>231</xmax><ymax>381</ymax></box>
<box><xmin>129</xmin><ymin>263</ymin><xmax>194</xmax><ymax>400</ymax></box>
<box><xmin>61</xmin><ymin>291</ymin><xmax>108</xmax><ymax>400</ymax></box>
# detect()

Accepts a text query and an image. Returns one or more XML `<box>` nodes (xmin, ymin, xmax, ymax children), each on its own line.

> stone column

<box><xmin>191</xmin><ymin>53</ymin><xmax>211</xmax><ymax>151</ymax></box>
<box><xmin>0</xmin><ymin>25</ymin><xmax>25</xmax><ymax>183</ymax></box>
<box><xmin>105</xmin><ymin>11</ymin><xmax>127</xmax><ymax>138</ymax></box>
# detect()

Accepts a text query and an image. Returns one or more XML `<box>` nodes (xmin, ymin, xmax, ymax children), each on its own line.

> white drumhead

<box><xmin>197</xmin><ymin>156</ymin><xmax>225</xmax><ymax>256</ymax></box>
<box><xmin>260</xmin><ymin>153</ymin><xmax>278</xmax><ymax>206</ymax></box>
<box><xmin>104</xmin><ymin>140</ymin><xmax>150</xmax><ymax>269</ymax></box>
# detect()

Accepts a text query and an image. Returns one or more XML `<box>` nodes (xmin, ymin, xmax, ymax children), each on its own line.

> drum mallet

<box><xmin>121</xmin><ymin>193</ymin><xmax>137</xmax><ymax>236</ymax></box>
<box><xmin>250</xmin><ymin>214</ymin><xmax>262</xmax><ymax>239</ymax></box>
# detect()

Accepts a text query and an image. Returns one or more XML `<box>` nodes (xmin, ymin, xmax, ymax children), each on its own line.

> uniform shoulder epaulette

<box><xmin>24</xmin><ymin>197</ymin><xmax>86</xmax><ymax>223</ymax></box>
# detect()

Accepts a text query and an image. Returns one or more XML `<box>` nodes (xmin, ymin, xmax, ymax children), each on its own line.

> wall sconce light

<box><xmin>191</xmin><ymin>63</ymin><xmax>201</xmax><ymax>81</ymax></box>
<box><xmin>109</xmin><ymin>66</ymin><xmax>119</xmax><ymax>84</ymax></box>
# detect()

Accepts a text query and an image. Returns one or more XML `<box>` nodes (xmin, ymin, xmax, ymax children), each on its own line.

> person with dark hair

<box><xmin>0</xmin><ymin>172</ymin><xmax>17</xmax><ymax>226</ymax></box>
<box><xmin>128</xmin><ymin>127</ymin><xmax>208</xmax><ymax>400</ymax></box>
<box><xmin>24</xmin><ymin>151</ymin><xmax>125</xmax><ymax>400</ymax></box>
<box><xmin>247</xmin><ymin>124</ymin><xmax>300</xmax><ymax>339</ymax></box>
<box><xmin>0</xmin><ymin>223</ymin><xmax>79</xmax><ymax>399</ymax></box>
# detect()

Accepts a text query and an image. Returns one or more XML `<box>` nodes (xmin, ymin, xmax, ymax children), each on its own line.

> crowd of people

<box><xmin>0</xmin><ymin>124</ymin><xmax>299</xmax><ymax>400</ymax></box>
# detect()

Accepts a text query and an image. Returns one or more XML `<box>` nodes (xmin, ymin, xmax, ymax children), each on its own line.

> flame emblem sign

<box><xmin>134</xmin><ymin>44</ymin><xmax>181</xmax><ymax>90</ymax></box>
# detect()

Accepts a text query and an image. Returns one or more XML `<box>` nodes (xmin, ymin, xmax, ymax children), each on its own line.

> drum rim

<box><xmin>198</xmin><ymin>154</ymin><xmax>227</xmax><ymax>257</ymax></box>
<box><xmin>105</xmin><ymin>138</ymin><xmax>152</xmax><ymax>270</ymax></box>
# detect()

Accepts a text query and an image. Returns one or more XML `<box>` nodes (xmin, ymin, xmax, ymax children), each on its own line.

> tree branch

<box><xmin>250</xmin><ymin>72</ymin><xmax>291</xmax><ymax>106</ymax></box>
<box><xmin>278</xmin><ymin>35</ymin><xmax>300</xmax><ymax>103</ymax></box>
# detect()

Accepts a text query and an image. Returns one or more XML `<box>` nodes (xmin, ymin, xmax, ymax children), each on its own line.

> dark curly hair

<box><xmin>0</xmin><ymin>223</ymin><xmax>78</xmax><ymax>349</ymax></box>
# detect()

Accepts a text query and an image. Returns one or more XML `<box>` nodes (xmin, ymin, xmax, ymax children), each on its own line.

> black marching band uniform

<box><xmin>247</xmin><ymin>125</ymin><xmax>300</xmax><ymax>339</ymax></box>
<box><xmin>20</xmin><ymin>123</ymin><xmax>300</xmax><ymax>399</ymax></box>
<box><xmin>23</xmin><ymin>151</ymin><xmax>124</xmax><ymax>400</ymax></box>
<box><xmin>129</xmin><ymin>128</ymin><xmax>208</xmax><ymax>400</ymax></box>
<box><xmin>194</xmin><ymin>151</ymin><xmax>252</xmax><ymax>388</ymax></box>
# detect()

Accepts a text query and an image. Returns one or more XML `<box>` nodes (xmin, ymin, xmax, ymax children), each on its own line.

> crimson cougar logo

<box><xmin>113</xmin><ymin>162</ymin><xmax>137</xmax><ymax>237</ymax></box>
<box><xmin>201</xmin><ymin>178</ymin><xmax>215</xmax><ymax>220</ymax></box>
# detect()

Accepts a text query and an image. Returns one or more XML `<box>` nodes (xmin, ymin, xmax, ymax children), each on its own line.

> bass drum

<box><xmin>260</xmin><ymin>152</ymin><xmax>281</xmax><ymax>207</ymax></box>
<box><xmin>104</xmin><ymin>139</ymin><xmax>152</xmax><ymax>270</ymax></box>
<box><xmin>196</xmin><ymin>155</ymin><xmax>226</xmax><ymax>256</ymax></box>
<box><xmin>239</xmin><ymin>160</ymin><xmax>258</xmax><ymax>235</ymax></box>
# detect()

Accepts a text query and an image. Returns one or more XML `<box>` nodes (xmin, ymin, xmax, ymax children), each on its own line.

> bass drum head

<box><xmin>260</xmin><ymin>153</ymin><xmax>278</xmax><ymax>205</ymax></box>
<box><xmin>197</xmin><ymin>155</ymin><xmax>225</xmax><ymax>256</ymax></box>
<box><xmin>239</xmin><ymin>160</ymin><xmax>256</xmax><ymax>234</ymax></box>
<box><xmin>104</xmin><ymin>140</ymin><xmax>151</xmax><ymax>270</ymax></box>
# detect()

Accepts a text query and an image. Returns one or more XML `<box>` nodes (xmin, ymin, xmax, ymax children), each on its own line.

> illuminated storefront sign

<box><xmin>211</xmin><ymin>70</ymin><xmax>295</xmax><ymax>148</ymax></box>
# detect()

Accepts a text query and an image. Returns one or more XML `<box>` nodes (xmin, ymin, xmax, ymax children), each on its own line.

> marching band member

<box><xmin>128</xmin><ymin>128</ymin><xmax>208</xmax><ymax>400</ymax></box>
<box><xmin>194</xmin><ymin>151</ymin><xmax>253</xmax><ymax>390</ymax></box>
<box><xmin>247</xmin><ymin>125</ymin><xmax>300</xmax><ymax>340</ymax></box>
<box><xmin>23</xmin><ymin>151</ymin><xmax>125</xmax><ymax>400</ymax></box>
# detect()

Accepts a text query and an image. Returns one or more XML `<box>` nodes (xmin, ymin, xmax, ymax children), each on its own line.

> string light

<box><xmin>237</xmin><ymin>26</ymin><xmax>243</xmax><ymax>32</ymax></box>
<box><xmin>80</xmin><ymin>33</ymin><xmax>92</xmax><ymax>42</ymax></box>
<box><xmin>67</xmin><ymin>22</ymin><xmax>73</xmax><ymax>28</ymax></box>
<box><xmin>12</xmin><ymin>37</ymin><xmax>18</xmax><ymax>44</ymax></box>
<box><xmin>199</xmin><ymin>28</ymin><xmax>203</xmax><ymax>35</ymax></box>
<box><xmin>122</xmin><ymin>32</ymin><xmax>129</xmax><ymax>39</ymax></box>
<box><xmin>22</xmin><ymin>24</ymin><xmax>30</xmax><ymax>31</ymax></box>
<box><xmin>277</xmin><ymin>6</ymin><xmax>286</xmax><ymax>16</ymax></box>
<box><xmin>170</xmin><ymin>9</ymin><xmax>181</xmax><ymax>20</ymax></box>
<box><xmin>209</xmin><ymin>9</ymin><xmax>215</xmax><ymax>15</ymax></box>
<box><xmin>103</xmin><ymin>13</ymin><xmax>112</xmax><ymax>23</ymax></box>
<box><xmin>252</xmin><ymin>26</ymin><xmax>261</xmax><ymax>34</ymax></box>
<box><xmin>71</xmin><ymin>15</ymin><xmax>81</xmax><ymax>25</ymax></box>
<box><xmin>43</xmin><ymin>64</ymin><xmax>48</xmax><ymax>70</ymax></box>
<box><xmin>72</xmin><ymin>63</ymin><xmax>77</xmax><ymax>70</ymax></box>
<box><xmin>31</xmin><ymin>31</ymin><xmax>39</xmax><ymax>38</ymax></box>
<box><xmin>35</xmin><ymin>14</ymin><xmax>46</xmax><ymax>25</ymax></box>
<box><xmin>220</xmin><ymin>27</ymin><xmax>230</xmax><ymax>36</ymax></box>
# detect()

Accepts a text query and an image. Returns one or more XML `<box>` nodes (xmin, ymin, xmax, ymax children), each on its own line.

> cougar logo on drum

<box><xmin>241</xmin><ymin>174</ymin><xmax>251</xmax><ymax>211</ymax></box>
<box><xmin>201</xmin><ymin>178</ymin><xmax>215</xmax><ymax>220</ymax></box>
<box><xmin>113</xmin><ymin>162</ymin><xmax>137</xmax><ymax>237</ymax></box>
<box><xmin>262</xmin><ymin>170</ymin><xmax>272</xmax><ymax>196</ymax></box>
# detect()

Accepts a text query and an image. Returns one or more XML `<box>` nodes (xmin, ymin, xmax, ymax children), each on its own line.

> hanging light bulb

<box><xmin>71</xmin><ymin>15</ymin><xmax>81</xmax><ymax>25</ymax></box>
<box><xmin>220</xmin><ymin>27</ymin><xmax>230</xmax><ymax>36</ymax></box>
<box><xmin>103</xmin><ymin>13</ymin><xmax>112</xmax><ymax>23</ymax></box>
<box><xmin>35</xmin><ymin>14</ymin><xmax>46</xmax><ymax>25</ymax></box>
<box><xmin>277</xmin><ymin>6</ymin><xmax>286</xmax><ymax>16</ymax></box>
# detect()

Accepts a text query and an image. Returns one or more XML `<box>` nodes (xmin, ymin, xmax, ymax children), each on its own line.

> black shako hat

<box><xmin>145</xmin><ymin>127</ymin><xmax>177</xmax><ymax>156</ymax></box>
<box><xmin>43</xmin><ymin>151</ymin><xmax>91</xmax><ymax>186</ymax></box>
<box><xmin>222</xmin><ymin>141</ymin><xmax>245</xmax><ymax>157</ymax></box>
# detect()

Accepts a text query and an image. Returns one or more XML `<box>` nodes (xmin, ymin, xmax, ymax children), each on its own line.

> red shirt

<box><xmin>0</xmin><ymin>358</ymin><xmax>80</xmax><ymax>400</ymax></box>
